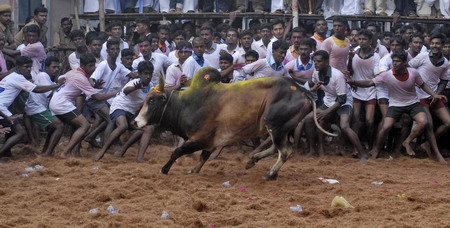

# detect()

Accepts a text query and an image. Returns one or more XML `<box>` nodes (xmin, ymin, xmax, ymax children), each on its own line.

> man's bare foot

<box><xmin>402</xmin><ymin>141</ymin><xmax>416</xmax><ymax>156</ymax></box>
<box><xmin>92</xmin><ymin>152</ymin><xmax>104</xmax><ymax>161</ymax></box>
<box><xmin>72</xmin><ymin>152</ymin><xmax>82</xmax><ymax>158</ymax></box>
<box><xmin>60</xmin><ymin>152</ymin><xmax>71</xmax><ymax>158</ymax></box>
<box><xmin>114</xmin><ymin>151</ymin><xmax>124</xmax><ymax>157</ymax></box>
<box><xmin>420</xmin><ymin>142</ymin><xmax>432</xmax><ymax>158</ymax></box>
<box><xmin>369</xmin><ymin>149</ymin><xmax>379</xmax><ymax>159</ymax></box>
<box><xmin>84</xmin><ymin>138</ymin><xmax>101</xmax><ymax>148</ymax></box>
<box><xmin>391</xmin><ymin>149</ymin><xmax>402</xmax><ymax>158</ymax></box>
<box><xmin>136</xmin><ymin>158</ymin><xmax>146</xmax><ymax>163</ymax></box>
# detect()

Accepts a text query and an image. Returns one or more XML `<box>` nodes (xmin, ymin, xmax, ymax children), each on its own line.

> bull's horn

<box><xmin>158</xmin><ymin>74</ymin><xmax>164</xmax><ymax>93</ymax></box>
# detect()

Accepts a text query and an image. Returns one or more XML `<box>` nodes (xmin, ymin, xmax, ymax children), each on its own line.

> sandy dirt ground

<box><xmin>1</xmin><ymin>139</ymin><xmax>450</xmax><ymax>228</ymax></box>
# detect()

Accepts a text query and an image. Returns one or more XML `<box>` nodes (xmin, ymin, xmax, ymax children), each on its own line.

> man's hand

<box><xmin>0</xmin><ymin>125</ymin><xmax>11</xmax><ymax>134</ymax></box>
<box><xmin>234</xmin><ymin>63</ymin><xmax>245</xmax><ymax>70</ymax></box>
<box><xmin>431</xmin><ymin>94</ymin><xmax>448</xmax><ymax>105</ymax></box>
<box><xmin>219</xmin><ymin>49</ymin><xmax>228</xmax><ymax>56</ymax></box>
<box><xmin>92</xmin><ymin>79</ymin><xmax>105</xmax><ymax>89</ymax></box>
<box><xmin>317</xmin><ymin>110</ymin><xmax>329</xmax><ymax>121</ymax></box>
<box><xmin>180</xmin><ymin>74</ymin><xmax>188</xmax><ymax>86</ymax></box>
<box><xmin>56</xmin><ymin>77</ymin><xmax>66</xmax><ymax>86</ymax></box>
<box><xmin>311</xmin><ymin>81</ymin><xmax>323</xmax><ymax>92</ymax></box>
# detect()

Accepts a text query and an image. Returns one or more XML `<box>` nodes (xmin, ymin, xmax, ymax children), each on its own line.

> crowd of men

<box><xmin>1</xmin><ymin>3</ymin><xmax>450</xmax><ymax>163</ymax></box>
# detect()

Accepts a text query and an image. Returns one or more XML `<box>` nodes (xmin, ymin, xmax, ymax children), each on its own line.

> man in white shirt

<box><xmin>100</xmin><ymin>21</ymin><xmax>129</xmax><ymax>62</ymax></box>
<box><xmin>304</xmin><ymin>50</ymin><xmax>367</xmax><ymax>161</ymax></box>
<box><xmin>86</xmin><ymin>33</ymin><xmax>103</xmax><ymax>65</ymax></box>
<box><xmin>0</xmin><ymin>56</ymin><xmax>63</xmax><ymax>157</ymax></box>
<box><xmin>348</xmin><ymin>51</ymin><xmax>447</xmax><ymax>163</ymax></box>
<box><xmin>251</xmin><ymin>23</ymin><xmax>271</xmax><ymax>59</ymax></box>
<box><xmin>165</xmin><ymin>41</ymin><xmax>192</xmax><ymax>90</ymax></box>
<box><xmin>243</xmin><ymin>40</ymin><xmax>290</xmax><ymax>79</ymax></box>
<box><xmin>200</xmin><ymin>26</ymin><xmax>227</xmax><ymax>69</ymax></box>
<box><xmin>366</xmin><ymin>22</ymin><xmax>389</xmax><ymax>58</ymax></box>
<box><xmin>93</xmin><ymin>61</ymin><xmax>155</xmax><ymax>161</ymax></box>
<box><xmin>409</xmin><ymin>33</ymin><xmax>450</xmax><ymax>155</ymax></box>
<box><xmin>132</xmin><ymin>36</ymin><xmax>171</xmax><ymax>85</ymax></box>
<box><xmin>224</xmin><ymin>28</ymin><xmax>240</xmax><ymax>55</ymax></box>
<box><xmin>67</xmin><ymin>29</ymin><xmax>86</xmax><ymax>70</ymax></box>
<box><xmin>266</xmin><ymin>19</ymin><xmax>286</xmax><ymax>57</ymax></box>
<box><xmin>49</xmin><ymin>53</ymin><xmax>118</xmax><ymax>158</ymax></box>
<box><xmin>232</xmin><ymin>30</ymin><xmax>254</xmax><ymax>64</ymax></box>
<box><xmin>25</xmin><ymin>56</ymin><xmax>64</xmax><ymax>156</ymax></box>
<box><xmin>154</xmin><ymin>24</ymin><xmax>171</xmax><ymax>56</ymax></box>
<box><xmin>182</xmin><ymin>37</ymin><xmax>211</xmax><ymax>79</ymax></box>
<box><xmin>407</xmin><ymin>33</ymin><xmax>425</xmax><ymax>59</ymax></box>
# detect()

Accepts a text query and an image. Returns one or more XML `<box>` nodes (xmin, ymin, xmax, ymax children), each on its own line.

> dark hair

<box><xmin>80</xmin><ymin>53</ymin><xmax>96</xmax><ymax>66</ymax></box>
<box><xmin>15</xmin><ymin>56</ymin><xmax>32</xmax><ymax>66</ymax></box>
<box><xmin>392</xmin><ymin>23</ymin><xmax>404</xmax><ymax>33</ymax></box>
<box><xmin>245</xmin><ymin>50</ymin><xmax>259</xmax><ymax>60</ymax></box>
<box><xmin>45</xmin><ymin>56</ymin><xmax>59</xmax><ymax>67</ymax></box>
<box><xmin>411</xmin><ymin>22</ymin><xmax>424</xmax><ymax>34</ymax></box>
<box><xmin>60</xmin><ymin>17</ymin><xmax>71</xmax><ymax>24</ymax></box>
<box><xmin>173</xmin><ymin>30</ymin><xmax>186</xmax><ymax>39</ymax></box>
<box><xmin>136</xmin><ymin>18</ymin><xmax>150</xmax><ymax>26</ymax></box>
<box><xmin>270</xmin><ymin>19</ymin><xmax>285</xmax><ymax>30</ymax></box>
<box><xmin>25</xmin><ymin>24</ymin><xmax>40</xmax><ymax>36</ymax></box>
<box><xmin>401</xmin><ymin>25</ymin><xmax>413</xmax><ymax>33</ymax></box>
<box><xmin>350</xmin><ymin>27</ymin><xmax>361</xmax><ymax>33</ymax></box>
<box><xmin>240</xmin><ymin>30</ymin><xmax>253</xmax><ymax>38</ymax></box>
<box><xmin>365</xmin><ymin>22</ymin><xmax>381</xmax><ymax>33</ymax></box>
<box><xmin>157</xmin><ymin>24</ymin><xmax>170</xmax><ymax>33</ymax></box>
<box><xmin>380</xmin><ymin>31</ymin><xmax>394</xmax><ymax>39</ymax></box>
<box><xmin>121</xmin><ymin>48</ymin><xmax>134</xmax><ymax>57</ymax></box>
<box><xmin>200</xmin><ymin>26</ymin><xmax>214</xmax><ymax>34</ymax></box>
<box><xmin>137</xmin><ymin>60</ymin><xmax>154</xmax><ymax>73</ymax></box>
<box><xmin>138</xmin><ymin>35</ymin><xmax>150</xmax><ymax>44</ymax></box>
<box><xmin>391</xmin><ymin>35</ymin><xmax>407</xmax><ymax>48</ymax></box>
<box><xmin>227</xmin><ymin>28</ymin><xmax>239</xmax><ymax>38</ymax></box>
<box><xmin>147</xmin><ymin>33</ymin><xmax>159</xmax><ymax>41</ymax></box>
<box><xmin>313</xmin><ymin>50</ymin><xmax>329</xmax><ymax>61</ymax></box>
<box><xmin>192</xmin><ymin>37</ymin><xmax>205</xmax><ymax>45</ymax></box>
<box><xmin>107</xmin><ymin>20</ymin><xmax>123</xmax><ymax>31</ymax></box>
<box><xmin>219</xmin><ymin>53</ymin><xmax>233</xmax><ymax>63</ymax></box>
<box><xmin>106</xmin><ymin>38</ymin><xmax>120</xmax><ymax>49</ymax></box>
<box><xmin>176</xmin><ymin>41</ymin><xmax>192</xmax><ymax>50</ymax></box>
<box><xmin>410</xmin><ymin>33</ymin><xmax>424</xmax><ymax>41</ymax></box>
<box><xmin>259</xmin><ymin>23</ymin><xmax>271</xmax><ymax>31</ymax></box>
<box><xmin>217</xmin><ymin>23</ymin><xmax>230</xmax><ymax>33</ymax></box>
<box><xmin>333</xmin><ymin>16</ymin><xmax>348</xmax><ymax>26</ymax></box>
<box><xmin>69</xmin><ymin>29</ymin><xmax>85</xmax><ymax>41</ymax></box>
<box><xmin>430</xmin><ymin>32</ymin><xmax>447</xmax><ymax>43</ymax></box>
<box><xmin>34</xmin><ymin>7</ymin><xmax>47</xmax><ymax>15</ymax></box>
<box><xmin>391</xmin><ymin>50</ymin><xmax>408</xmax><ymax>62</ymax></box>
<box><xmin>86</xmin><ymin>32</ymin><xmax>101</xmax><ymax>45</ymax></box>
<box><xmin>292</xmin><ymin>26</ymin><xmax>306</xmax><ymax>36</ymax></box>
<box><xmin>358</xmin><ymin>29</ymin><xmax>373</xmax><ymax>40</ymax></box>
<box><xmin>445</xmin><ymin>38</ymin><xmax>450</xmax><ymax>45</ymax></box>
<box><xmin>272</xmin><ymin>40</ymin><xmax>289</xmax><ymax>51</ymax></box>
<box><xmin>299</xmin><ymin>38</ymin><xmax>315</xmax><ymax>49</ymax></box>
<box><xmin>315</xmin><ymin>19</ymin><xmax>327</xmax><ymax>27</ymax></box>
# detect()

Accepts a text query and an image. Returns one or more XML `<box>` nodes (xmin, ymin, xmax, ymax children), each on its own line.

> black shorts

<box><xmin>319</xmin><ymin>104</ymin><xmax>353</xmax><ymax>116</ymax></box>
<box><xmin>110</xmin><ymin>109</ymin><xmax>135</xmax><ymax>125</ymax></box>
<box><xmin>386</xmin><ymin>102</ymin><xmax>424</xmax><ymax>120</ymax></box>
<box><xmin>56</xmin><ymin>109</ymin><xmax>81</xmax><ymax>123</ymax></box>
<box><xmin>377</xmin><ymin>98</ymin><xmax>389</xmax><ymax>105</ymax></box>
<box><xmin>85</xmin><ymin>99</ymin><xmax>109</xmax><ymax>112</ymax></box>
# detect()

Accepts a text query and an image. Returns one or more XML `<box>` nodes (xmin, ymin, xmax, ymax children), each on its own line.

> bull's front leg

<box><xmin>161</xmin><ymin>141</ymin><xmax>203</xmax><ymax>174</ymax></box>
<box><xmin>189</xmin><ymin>150</ymin><xmax>212</xmax><ymax>174</ymax></box>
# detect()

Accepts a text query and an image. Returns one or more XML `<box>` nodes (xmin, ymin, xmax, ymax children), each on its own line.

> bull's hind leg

<box><xmin>161</xmin><ymin>141</ymin><xmax>203</xmax><ymax>174</ymax></box>
<box><xmin>246</xmin><ymin>144</ymin><xmax>277</xmax><ymax>169</ymax></box>
<box><xmin>189</xmin><ymin>150</ymin><xmax>212</xmax><ymax>174</ymax></box>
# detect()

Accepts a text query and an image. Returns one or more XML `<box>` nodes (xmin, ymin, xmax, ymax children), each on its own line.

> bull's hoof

<box><xmin>188</xmin><ymin>168</ymin><xmax>199</xmax><ymax>174</ymax></box>
<box><xmin>161</xmin><ymin>166</ymin><xmax>170</xmax><ymax>175</ymax></box>
<box><xmin>245</xmin><ymin>159</ymin><xmax>256</xmax><ymax>169</ymax></box>
<box><xmin>264</xmin><ymin>172</ymin><xmax>278</xmax><ymax>181</ymax></box>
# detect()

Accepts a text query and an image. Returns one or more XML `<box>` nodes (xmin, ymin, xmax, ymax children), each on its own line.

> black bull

<box><xmin>135</xmin><ymin>67</ymin><xmax>335</xmax><ymax>180</ymax></box>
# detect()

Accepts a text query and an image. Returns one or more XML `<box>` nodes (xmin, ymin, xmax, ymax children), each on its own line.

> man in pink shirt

<box><xmin>348</xmin><ymin>51</ymin><xmax>447</xmax><ymax>163</ymax></box>
<box><xmin>320</xmin><ymin>16</ymin><xmax>350</xmax><ymax>74</ymax></box>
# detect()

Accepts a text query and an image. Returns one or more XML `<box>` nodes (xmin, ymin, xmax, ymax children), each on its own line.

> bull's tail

<box><xmin>306</xmin><ymin>93</ymin><xmax>338</xmax><ymax>137</ymax></box>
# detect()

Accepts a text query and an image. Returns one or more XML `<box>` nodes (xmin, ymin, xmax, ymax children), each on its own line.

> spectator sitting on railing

<box><xmin>364</xmin><ymin>0</ymin><xmax>388</xmax><ymax>16</ymax></box>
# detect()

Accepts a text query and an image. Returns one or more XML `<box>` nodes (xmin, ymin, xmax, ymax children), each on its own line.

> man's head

<box><xmin>313</xmin><ymin>50</ymin><xmax>330</xmax><ymax>71</ymax></box>
<box><xmin>314</xmin><ymin>19</ymin><xmax>328</xmax><ymax>35</ymax></box>
<box><xmin>148</xmin><ymin>33</ymin><xmax>160</xmax><ymax>52</ymax></box>
<box><xmin>291</xmin><ymin>27</ymin><xmax>306</xmax><ymax>49</ymax></box>
<box><xmin>332</xmin><ymin>16</ymin><xmax>348</xmax><ymax>38</ymax></box>
<box><xmin>239</xmin><ymin>30</ymin><xmax>253</xmax><ymax>49</ymax></box>
<box><xmin>60</xmin><ymin>17</ymin><xmax>73</xmax><ymax>35</ymax></box>
<box><xmin>219</xmin><ymin>53</ymin><xmax>233</xmax><ymax>71</ymax></box>
<box><xmin>358</xmin><ymin>29</ymin><xmax>373</xmax><ymax>49</ymax></box>
<box><xmin>33</xmin><ymin>7</ymin><xmax>47</xmax><ymax>25</ymax></box>
<box><xmin>172</xmin><ymin>30</ymin><xmax>186</xmax><ymax>46</ymax></box>
<box><xmin>44</xmin><ymin>56</ymin><xmax>60</xmax><ymax>79</ymax></box>
<box><xmin>107</xmin><ymin>20</ymin><xmax>123</xmax><ymax>39</ymax></box>
<box><xmin>192</xmin><ymin>37</ymin><xmax>205</xmax><ymax>57</ymax></box>
<box><xmin>217</xmin><ymin>23</ymin><xmax>230</xmax><ymax>41</ymax></box>
<box><xmin>106</xmin><ymin>38</ymin><xmax>121</xmax><ymax>60</ymax></box>
<box><xmin>245</xmin><ymin>50</ymin><xmax>259</xmax><ymax>64</ymax></box>
<box><xmin>272</xmin><ymin>40</ymin><xmax>289</xmax><ymax>63</ymax></box>
<box><xmin>271</xmin><ymin>19</ymin><xmax>285</xmax><ymax>40</ymax></box>
<box><xmin>430</xmin><ymin>32</ymin><xmax>446</xmax><ymax>56</ymax></box>
<box><xmin>298</xmin><ymin>38</ymin><xmax>315</xmax><ymax>60</ymax></box>
<box><xmin>391</xmin><ymin>50</ymin><xmax>408</xmax><ymax>71</ymax></box>
<box><xmin>443</xmin><ymin>38</ymin><xmax>450</xmax><ymax>57</ymax></box>
<box><xmin>409</xmin><ymin>33</ymin><xmax>424</xmax><ymax>54</ymax></box>
<box><xmin>401</xmin><ymin>25</ymin><xmax>414</xmax><ymax>42</ymax></box>
<box><xmin>226</xmin><ymin>28</ymin><xmax>239</xmax><ymax>46</ymax></box>
<box><xmin>259</xmin><ymin>23</ymin><xmax>272</xmax><ymax>42</ymax></box>
<box><xmin>182</xmin><ymin>21</ymin><xmax>195</xmax><ymax>39</ymax></box>
<box><xmin>0</xmin><ymin>5</ymin><xmax>12</xmax><ymax>26</ymax></box>
<box><xmin>135</xmin><ymin>18</ymin><xmax>150</xmax><ymax>35</ymax></box>
<box><xmin>86</xmin><ymin>33</ymin><xmax>102</xmax><ymax>57</ymax></box>
<box><xmin>176</xmin><ymin>41</ymin><xmax>192</xmax><ymax>62</ymax></box>
<box><xmin>349</xmin><ymin>27</ymin><xmax>360</xmax><ymax>47</ymax></box>
<box><xmin>390</xmin><ymin>35</ymin><xmax>407</xmax><ymax>51</ymax></box>
<box><xmin>138</xmin><ymin>36</ymin><xmax>152</xmax><ymax>58</ymax></box>
<box><xmin>121</xmin><ymin>48</ymin><xmax>134</xmax><ymax>69</ymax></box>
<box><xmin>80</xmin><ymin>53</ymin><xmax>97</xmax><ymax>75</ymax></box>
<box><xmin>137</xmin><ymin>61</ymin><xmax>154</xmax><ymax>85</ymax></box>
<box><xmin>16</xmin><ymin>56</ymin><xmax>33</xmax><ymax>79</ymax></box>
<box><xmin>200</xmin><ymin>26</ymin><xmax>214</xmax><ymax>46</ymax></box>
<box><xmin>69</xmin><ymin>29</ymin><xmax>85</xmax><ymax>47</ymax></box>
<box><xmin>157</xmin><ymin>25</ymin><xmax>170</xmax><ymax>43</ymax></box>
<box><xmin>365</xmin><ymin>22</ymin><xmax>381</xmax><ymax>40</ymax></box>
<box><xmin>380</xmin><ymin>31</ymin><xmax>394</xmax><ymax>48</ymax></box>
<box><xmin>25</xmin><ymin>24</ymin><xmax>40</xmax><ymax>44</ymax></box>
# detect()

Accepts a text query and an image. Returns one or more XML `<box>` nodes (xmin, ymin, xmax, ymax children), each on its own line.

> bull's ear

<box><xmin>158</xmin><ymin>74</ymin><xmax>164</xmax><ymax>93</ymax></box>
